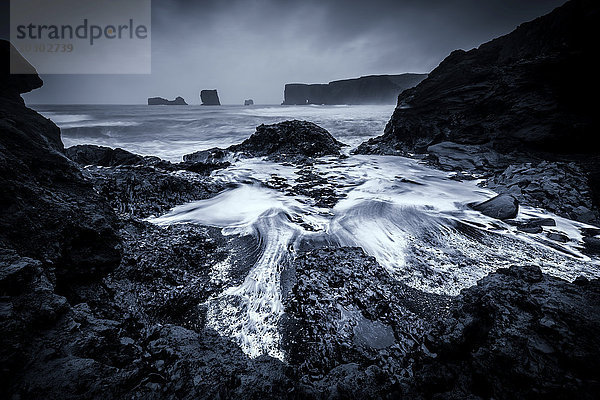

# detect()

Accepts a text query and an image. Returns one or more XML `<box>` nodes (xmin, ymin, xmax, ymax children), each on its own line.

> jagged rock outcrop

<box><xmin>0</xmin><ymin>40</ymin><xmax>121</xmax><ymax>285</ymax></box>
<box><xmin>147</xmin><ymin>96</ymin><xmax>187</xmax><ymax>105</ymax></box>
<box><xmin>200</xmin><ymin>89</ymin><xmax>220</xmax><ymax>105</ymax></box>
<box><xmin>282</xmin><ymin>74</ymin><xmax>427</xmax><ymax>105</ymax></box>
<box><xmin>244</xmin><ymin>99</ymin><xmax>254</xmax><ymax>106</ymax></box>
<box><xmin>411</xmin><ymin>265</ymin><xmax>600</xmax><ymax>399</ymax></box>
<box><xmin>282</xmin><ymin>247</ymin><xmax>450</xmax><ymax>398</ymax></box>
<box><xmin>355</xmin><ymin>0</ymin><xmax>600</xmax><ymax>224</ymax></box>
<box><xmin>66</xmin><ymin>145</ymin><xmax>146</xmax><ymax>166</ymax></box>
<box><xmin>184</xmin><ymin>120</ymin><xmax>345</xmax><ymax>163</ymax></box>
<box><xmin>65</xmin><ymin>145</ymin><xmax>227</xmax><ymax>218</ymax></box>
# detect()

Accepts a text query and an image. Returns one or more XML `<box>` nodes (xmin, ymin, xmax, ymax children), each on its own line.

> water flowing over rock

<box><xmin>147</xmin><ymin>96</ymin><xmax>187</xmax><ymax>105</ymax></box>
<box><xmin>354</xmin><ymin>0</ymin><xmax>600</xmax><ymax>224</ymax></box>
<box><xmin>200</xmin><ymin>89</ymin><xmax>221</xmax><ymax>105</ymax></box>
<box><xmin>282</xmin><ymin>74</ymin><xmax>427</xmax><ymax>105</ymax></box>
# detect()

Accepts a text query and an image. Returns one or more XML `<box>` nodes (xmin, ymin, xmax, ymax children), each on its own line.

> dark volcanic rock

<box><xmin>184</xmin><ymin>120</ymin><xmax>345</xmax><ymax>163</ymax></box>
<box><xmin>470</xmin><ymin>194</ymin><xmax>519</xmax><ymax>220</ymax></box>
<box><xmin>200</xmin><ymin>89</ymin><xmax>220</xmax><ymax>105</ymax></box>
<box><xmin>0</xmin><ymin>40</ymin><xmax>121</xmax><ymax>285</ymax></box>
<box><xmin>356</xmin><ymin>0</ymin><xmax>599</xmax><ymax>156</ymax></box>
<box><xmin>66</xmin><ymin>144</ymin><xmax>146</xmax><ymax>166</ymax></box>
<box><xmin>244</xmin><ymin>99</ymin><xmax>254</xmax><ymax>106</ymax></box>
<box><xmin>355</xmin><ymin>0</ymin><xmax>600</xmax><ymax>224</ymax></box>
<box><xmin>66</xmin><ymin>144</ymin><xmax>230</xmax><ymax>176</ymax></box>
<box><xmin>412</xmin><ymin>265</ymin><xmax>600</xmax><ymax>399</ymax></box>
<box><xmin>487</xmin><ymin>161</ymin><xmax>600</xmax><ymax>224</ymax></box>
<box><xmin>282</xmin><ymin>247</ymin><xmax>450</xmax><ymax>397</ymax></box>
<box><xmin>147</xmin><ymin>96</ymin><xmax>187</xmax><ymax>105</ymax></box>
<box><xmin>282</xmin><ymin>74</ymin><xmax>427</xmax><ymax>105</ymax></box>
<box><xmin>63</xmin><ymin>145</ymin><xmax>227</xmax><ymax>218</ymax></box>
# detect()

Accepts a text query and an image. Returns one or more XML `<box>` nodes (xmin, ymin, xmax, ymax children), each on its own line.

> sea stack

<box><xmin>200</xmin><ymin>90</ymin><xmax>221</xmax><ymax>105</ymax></box>
<box><xmin>148</xmin><ymin>96</ymin><xmax>187</xmax><ymax>105</ymax></box>
<box><xmin>244</xmin><ymin>99</ymin><xmax>254</xmax><ymax>106</ymax></box>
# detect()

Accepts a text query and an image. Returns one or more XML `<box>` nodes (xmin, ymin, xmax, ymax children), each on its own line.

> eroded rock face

<box><xmin>200</xmin><ymin>89</ymin><xmax>220</xmax><ymax>105</ymax></box>
<box><xmin>148</xmin><ymin>96</ymin><xmax>187</xmax><ymax>105</ymax></box>
<box><xmin>184</xmin><ymin>120</ymin><xmax>345</xmax><ymax>163</ymax></box>
<box><xmin>282</xmin><ymin>247</ymin><xmax>600</xmax><ymax>398</ymax></box>
<box><xmin>0</xmin><ymin>40</ymin><xmax>121</xmax><ymax>285</ymax></box>
<box><xmin>66</xmin><ymin>145</ymin><xmax>146</xmax><ymax>167</ymax></box>
<box><xmin>64</xmin><ymin>145</ymin><xmax>228</xmax><ymax>218</ymax></box>
<box><xmin>357</xmin><ymin>0</ymin><xmax>599</xmax><ymax>156</ymax></box>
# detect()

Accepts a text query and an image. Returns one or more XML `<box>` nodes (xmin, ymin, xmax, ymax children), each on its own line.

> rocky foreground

<box><xmin>2</xmin><ymin>3</ymin><xmax>600</xmax><ymax>396</ymax></box>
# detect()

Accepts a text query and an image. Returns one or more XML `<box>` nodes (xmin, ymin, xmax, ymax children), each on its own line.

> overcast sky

<box><xmin>4</xmin><ymin>0</ymin><xmax>565</xmax><ymax>104</ymax></box>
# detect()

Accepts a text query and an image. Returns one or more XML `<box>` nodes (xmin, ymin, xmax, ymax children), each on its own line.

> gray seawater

<box><xmin>34</xmin><ymin>103</ymin><xmax>600</xmax><ymax>361</ymax></box>
<box><xmin>33</xmin><ymin>104</ymin><xmax>395</xmax><ymax>161</ymax></box>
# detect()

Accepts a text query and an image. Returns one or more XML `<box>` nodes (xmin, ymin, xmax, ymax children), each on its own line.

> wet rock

<box><xmin>244</xmin><ymin>99</ymin><xmax>254</xmax><ymax>106</ymax></box>
<box><xmin>507</xmin><ymin>217</ymin><xmax>555</xmax><ymax>234</ymax></box>
<box><xmin>282</xmin><ymin>246</ymin><xmax>450</xmax><ymax>394</ymax></box>
<box><xmin>426</xmin><ymin>141</ymin><xmax>504</xmax><ymax>174</ymax></box>
<box><xmin>411</xmin><ymin>265</ymin><xmax>600</xmax><ymax>399</ymax></box>
<box><xmin>517</xmin><ymin>224</ymin><xmax>543</xmax><ymax>234</ymax></box>
<box><xmin>67</xmin><ymin>144</ymin><xmax>230</xmax><ymax>175</ymax></box>
<box><xmin>488</xmin><ymin>161</ymin><xmax>599</xmax><ymax>224</ymax></box>
<box><xmin>82</xmin><ymin>165</ymin><xmax>223</xmax><ymax>218</ymax></box>
<box><xmin>470</xmin><ymin>194</ymin><xmax>519</xmax><ymax>220</ymax></box>
<box><xmin>582</xmin><ymin>236</ymin><xmax>600</xmax><ymax>255</ymax></box>
<box><xmin>546</xmin><ymin>231</ymin><xmax>569</xmax><ymax>243</ymax></box>
<box><xmin>184</xmin><ymin>120</ymin><xmax>345</xmax><ymax>163</ymax></box>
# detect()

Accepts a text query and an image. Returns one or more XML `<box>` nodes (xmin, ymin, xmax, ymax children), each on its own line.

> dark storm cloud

<box><xmin>16</xmin><ymin>0</ymin><xmax>565</xmax><ymax>104</ymax></box>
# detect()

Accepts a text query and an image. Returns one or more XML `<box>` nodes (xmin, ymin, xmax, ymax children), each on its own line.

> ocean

<box><xmin>33</xmin><ymin>103</ymin><xmax>600</xmax><ymax>360</ymax></box>
<box><xmin>33</xmin><ymin>104</ymin><xmax>396</xmax><ymax>162</ymax></box>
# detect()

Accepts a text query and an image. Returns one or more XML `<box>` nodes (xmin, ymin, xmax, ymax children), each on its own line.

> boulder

<box><xmin>184</xmin><ymin>120</ymin><xmax>345</xmax><ymax>162</ymax></box>
<box><xmin>244</xmin><ymin>99</ymin><xmax>254</xmax><ymax>106</ymax></box>
<box><xmin>469</xmin><ymin>194</ymin><xmax>519</xmax><ymax>220</ymax></box>
<box><xmin>147</xmin><ymin>96</ymin><xmax>187</xmax><ymax>105</ymax></box>
<box><xmin>200</xmin><ymin>89</ymin><xmax>220</xmax><ymax>105</ymax></box>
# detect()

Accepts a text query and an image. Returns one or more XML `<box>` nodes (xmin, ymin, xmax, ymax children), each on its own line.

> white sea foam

<box><xmin>151</xmin><ymin>154</ymin><xmax>600</xmax><ymax>359</ymax></box>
